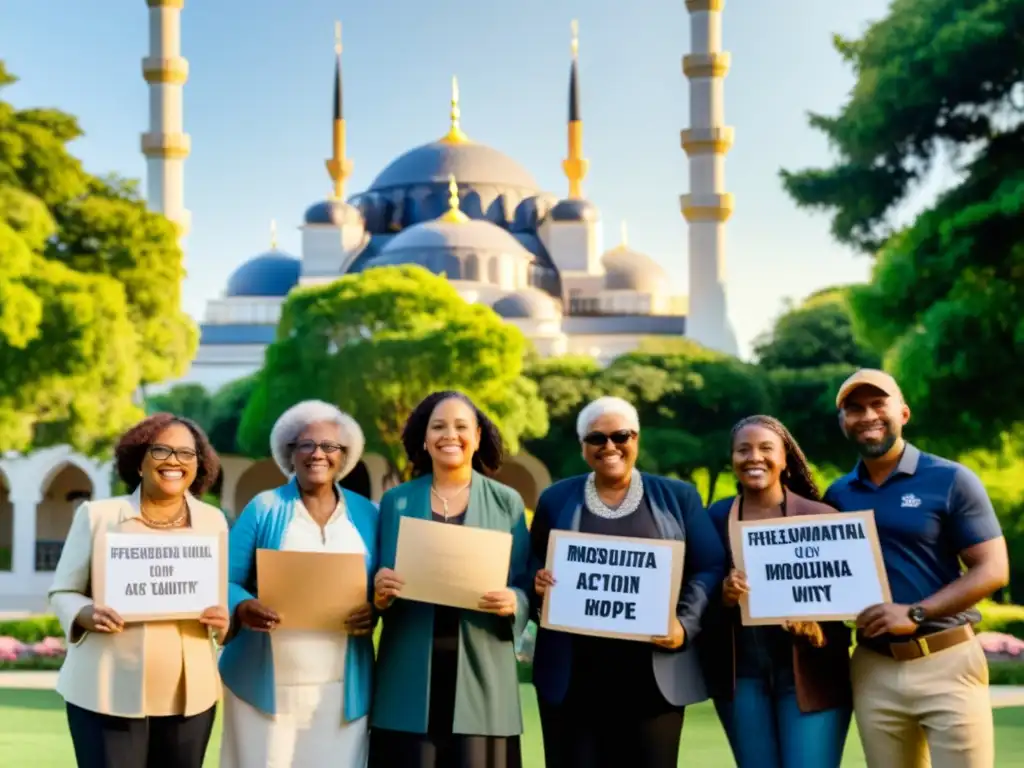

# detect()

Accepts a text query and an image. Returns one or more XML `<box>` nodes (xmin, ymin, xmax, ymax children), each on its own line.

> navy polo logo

<box><xmin>900</xmin><ymin>493</ymin><xmax>922</xmax><ymax>509</ymax></box>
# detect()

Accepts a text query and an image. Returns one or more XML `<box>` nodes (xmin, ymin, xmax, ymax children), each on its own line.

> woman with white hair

<box><xmin>218</xmin><ymin>400</ymin><xmax>379</xmax><ymax>768</ymax></box>
<box><xmin>529</xmin><ymin>396</ymin><xmax>727</xmax><ymax>768</ymax></box>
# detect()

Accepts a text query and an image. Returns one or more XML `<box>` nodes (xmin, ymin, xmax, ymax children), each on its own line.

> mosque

<box><xmin>0</xmin><ymin>0</ymin><xmax>735</xmax><ymax>610</ymax></box>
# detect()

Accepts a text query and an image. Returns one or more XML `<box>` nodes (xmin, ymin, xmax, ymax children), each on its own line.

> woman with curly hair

<box><xmin>48</xmin><ymin>413</ymin><xmax>228</xmax><ymax>768</ymax></box>
<box><xmin>369</xmin><ymin>391</ymin><xmax>531</xmax><ymax>768</ymax></box>
<box><xmin>701</xmin><ymin>415</ymin><xmax>853</xmax><ymax>768</ymax></box>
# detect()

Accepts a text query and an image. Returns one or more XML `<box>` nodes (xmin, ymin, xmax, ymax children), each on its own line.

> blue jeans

<box><xmin>715</xmin><ymin>676</ymin><xmax>851</xmax><ymax>768</ymax></box>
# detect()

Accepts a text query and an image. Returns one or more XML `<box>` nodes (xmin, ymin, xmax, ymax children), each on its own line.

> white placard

<box><xmin>96</xmin><ymin>532</ymin><xmax>223</xmax><ymax>620</ymax></box>
<box><xmin>541</xmin><ymin>531</ymin><xmax>684</xmax><ymax>640</ymax></box>
<box><xmin>734</xmin><ymin>511</ymin><xmax>891</xmax><ymax>625</ymax></box>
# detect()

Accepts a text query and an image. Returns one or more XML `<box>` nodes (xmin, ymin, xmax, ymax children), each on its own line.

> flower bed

<box><xmin>0</xmin><ymin>635</ymin><xmax>66</xmax><ymax>671</ymax></box>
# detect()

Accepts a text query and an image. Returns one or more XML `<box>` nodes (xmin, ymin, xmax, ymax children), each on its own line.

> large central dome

<box><xmin>367</xmin><ymin>138</ymin><xmax>539</xmax><ymax>193</ymax></box>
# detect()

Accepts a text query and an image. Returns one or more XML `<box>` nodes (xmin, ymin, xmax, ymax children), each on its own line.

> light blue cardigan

<box><xmin>218</xmin><ymin>479</ymin><xmax>379</xmax><ymax>721</ymax></box>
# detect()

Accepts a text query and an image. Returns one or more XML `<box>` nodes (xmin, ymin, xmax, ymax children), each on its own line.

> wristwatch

<box><xmin>908</xmin><ymin>605</ymin><xmax>927</xmax><ymax>625</ymax></box>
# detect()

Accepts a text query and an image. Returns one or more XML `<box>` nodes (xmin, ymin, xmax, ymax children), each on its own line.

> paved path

<box><xmin>1</xmin><ymin>672</ymin><xmax>1022</xmax><ymax>707</ymax></box>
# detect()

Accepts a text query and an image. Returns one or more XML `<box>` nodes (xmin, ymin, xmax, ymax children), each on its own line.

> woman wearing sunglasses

<box><xmin>219</xmin><ymin>400</ymin><xmax>379</xmax><ymax>768</ymax></box>
<box><xmin>48</xmin><ymin>414</ymin><xmax>228</xmax><ymax>768</ymax></box>
<box><xmin>529</xmin><ymin>396</ymin><xmax>727</xmax><ymax>768</ymax></box>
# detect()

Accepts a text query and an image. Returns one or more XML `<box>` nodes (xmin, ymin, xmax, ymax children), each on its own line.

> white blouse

<box><xmin>270</xmin><ymin>498</ymin><xmax>367</xmax><ymax>688</ymax></box>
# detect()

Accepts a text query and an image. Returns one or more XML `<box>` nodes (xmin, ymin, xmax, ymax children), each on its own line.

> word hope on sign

<box><xmin>541</xmin><ymin>531</ymin><xmax>684</xmax><ymax>642</ymax></box>
<box><xmin>733</xmin><ymin>511</ymin><xmax>891</xmax><ymax>625</ymax></box>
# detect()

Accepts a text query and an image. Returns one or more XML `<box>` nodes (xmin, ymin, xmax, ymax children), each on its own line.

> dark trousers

<box><xmin>66</xmin><ymin>702</ymin><xmax>216</xmax><ymax>768</ymax></box>
<box><xmin>537</xmin><ymin>697</ymin><xmax>684</xmax><ymax>768</ymax></box>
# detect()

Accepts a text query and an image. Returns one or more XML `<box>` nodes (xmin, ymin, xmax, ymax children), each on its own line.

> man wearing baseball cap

<box><xmin>824</xmin><ymin>369</ymin><xmax>1008</xmax><ymax>767</ymax></box>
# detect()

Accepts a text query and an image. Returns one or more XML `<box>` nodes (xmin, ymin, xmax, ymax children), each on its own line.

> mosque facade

<box><xmin>0</xmin><ymin>0</ymin><xmax>736</xmax><ymax>610</ymax></box>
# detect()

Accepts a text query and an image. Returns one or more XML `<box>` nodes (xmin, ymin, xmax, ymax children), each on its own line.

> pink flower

<box><xmin>978</xmin><ymin>631</ymin><xmax>1024</xmax><ymax>656</ymax></box>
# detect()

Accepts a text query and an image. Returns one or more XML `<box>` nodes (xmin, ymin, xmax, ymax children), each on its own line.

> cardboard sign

<box><xmin>92</xmin><ymin>529</ymin><xmax>227</xmax><ymax>622</ymax></box>
<box><xmin>541</xmin><ymin>530</ymin><xmax>685</xmax><ymax>641</ymax></box>
<box><xmin>394</xmin><ymin>517</ymin><xmax>513</xmax><ymax>610</ymax></box>
<box><xmin>730</xmin><ymin>510</ymin><xmax>891</xmax><ymax>625</ymax></box>
<box><xmin>256</xmin><ymin>549</ymin><xmax>367</xmax><ymax>632</ymax></box>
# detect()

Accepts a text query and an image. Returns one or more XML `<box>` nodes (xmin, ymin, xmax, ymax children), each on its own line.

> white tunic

<box><xmin>220</xmin><ymin>498</ymin><xmax>369</xmax><ymax>768</ymax></box>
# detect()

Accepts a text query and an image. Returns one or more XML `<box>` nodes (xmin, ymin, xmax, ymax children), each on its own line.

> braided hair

<box><xmin>730</xmin><ymin>415</ymin><xmax>820</xmax><ymax>501</ymax></box>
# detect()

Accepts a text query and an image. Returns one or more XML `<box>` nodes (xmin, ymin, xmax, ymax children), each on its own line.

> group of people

<box><xmin>46</xmin><ymin>368</ymin><xmax>1008</xmax><ymax>768</ymax></box>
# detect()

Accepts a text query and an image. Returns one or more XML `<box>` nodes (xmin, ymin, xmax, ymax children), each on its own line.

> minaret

<box><xmin>681</xmin><ymin>0</ymin><xmax>738</xmax><ymax>355</ymax></box>
<box><xmin>269</xmin><ymin>219</ymin><xmax>279</xmax><ymax>250</ymax></box>
<box><xmin>441</xmin><ymin>76</ymin><xmax>469</xmax><ymax>144</ymax></box>
<box><xmin>325</xmin><ymin>21</ymin><xmax>353</xmax><ymax>201</ymax></box>
<box><xmin>141</xmin><ymin>0</ymin><xmax>191</xmax><ymax>239</ymax></box>
<box><xmin>562</xmin><ymin>20</ymin><xmax>589</xmax><ymax>199</ymax></box>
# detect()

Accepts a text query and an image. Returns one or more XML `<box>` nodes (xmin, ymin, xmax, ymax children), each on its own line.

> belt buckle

<box><xmin>915</xmin><ymin>636</ymin><xmax>930</xmax><ymax>657</ymax></box>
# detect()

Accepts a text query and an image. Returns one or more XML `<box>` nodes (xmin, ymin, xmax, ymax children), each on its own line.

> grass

<box><xmin>2</xmin><ymin>686</ymin><xmax>1024</xmax><ymax>766</ymax></box>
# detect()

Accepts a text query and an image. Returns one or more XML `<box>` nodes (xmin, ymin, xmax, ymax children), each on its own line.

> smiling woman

<box><xmin>217</xmin><ymin>399</ymin><xmax>379</xmax><ymax>768</ymax></box>
<box><xmin>47</xmin><ymin>413</ymin><xmax>229</xmax><ymax>768</ymax></box>
<box><xmin>527</xmin><ymin>396</ymin><xmax>727</xmax><ymax>768</ymax></box>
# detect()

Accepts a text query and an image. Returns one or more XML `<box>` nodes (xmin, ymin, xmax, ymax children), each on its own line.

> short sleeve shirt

<box><xmin>823</xmin><ymin>443</ymin><xmax>1002</xmax><ymax>633</ymax></box>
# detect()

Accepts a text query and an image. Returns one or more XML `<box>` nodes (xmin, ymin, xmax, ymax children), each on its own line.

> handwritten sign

<box><xmin>541</xmin><ymin>531</ymin><xmax>685</xmax><ymax>641</ymax></box>
<box><xmin>92</xmin><ymin>530</ymin><xmax>227</xmax><ymax>622</ymax></box>
<box><xmin>731</xmin><ymin>511</ymin><xmax>890</xmax><ymax>625</ymax></box>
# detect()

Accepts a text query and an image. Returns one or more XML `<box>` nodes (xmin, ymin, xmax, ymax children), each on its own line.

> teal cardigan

<box><xmin>218</xmin><ymin>479</ymin><xmax>379</xmax><ymax>722</ymax></box>
<box><xmin>371</xmin><ymin>472</ymin><xmax>531</xmax><ymax>736</ymax></box>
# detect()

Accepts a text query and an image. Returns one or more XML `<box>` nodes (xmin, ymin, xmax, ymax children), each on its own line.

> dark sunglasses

<box><xmin>148</xmin><ymin>444</ymin><xmax>198</xmax><ymax>463</ymax></box>
<box><xmin>582</xmin><ymin>429</ymin><xmax>637</xmax><ymax>447</ymax></box>
<box><xmin>290</xmin><ymin>439</ymin><xmax>348</xmax><ymax>456</ymax></box>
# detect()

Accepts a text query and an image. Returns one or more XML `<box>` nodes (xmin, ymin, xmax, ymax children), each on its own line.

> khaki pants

<box><xmin>851</xmin><ymin>640</ymin><xmax>994</xmax><ymax>768</ymax></box>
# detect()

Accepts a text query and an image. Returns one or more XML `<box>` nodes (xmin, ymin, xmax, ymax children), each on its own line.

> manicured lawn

<box><xmin>3</xmin><ymin>685</ymin><xmax>1023</xmax><ymax>766</ymax></box>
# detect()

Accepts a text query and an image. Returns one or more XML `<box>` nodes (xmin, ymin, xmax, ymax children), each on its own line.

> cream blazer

<box><xmin>48</xmin><ymin>490</ymin><xmax>227</xmax><ymax>718</ymax></box>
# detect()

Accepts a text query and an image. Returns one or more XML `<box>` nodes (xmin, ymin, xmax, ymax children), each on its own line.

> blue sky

<box><xmin>2</xmin><ymin>0</ymin><xmax>895</xmax><ymax>357</ymax></box>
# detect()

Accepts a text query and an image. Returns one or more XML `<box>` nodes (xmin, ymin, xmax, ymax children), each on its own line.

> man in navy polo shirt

<box><xmin>824</xmin><ymin>369</ymin><xmax>1008</xmax><ymax>768</ymax></box>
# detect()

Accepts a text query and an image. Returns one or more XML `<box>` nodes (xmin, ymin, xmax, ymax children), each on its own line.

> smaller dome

<box><xmin>492</xmin><ymin>289</ymin><xmax>562</xmax><ymax>320</ymax></box>
<box><xmin>550</xmin><ymin>199</ymin><xmax>600</xmax><ymax>222</ymax></box>
<box><xmin>379</xmin><ymin>217</ymin><xmax>529</xmax><ymax>258</ymax></box>
<box><xmin>601</xmin><ymin>246</ymin><xmax>667</xmax><ymax>294</ymax></box>
<box><xmin>225</xmin><ymin>251</ymin><xmax>300</xmax><ymax>297</ymax></box>
<box><xmin>304</xmin><ymin>199</ymin><xmax>364</xmax><ymax>227</ymax></box>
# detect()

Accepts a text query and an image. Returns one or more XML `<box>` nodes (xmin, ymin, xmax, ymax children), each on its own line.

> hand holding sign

<box><xmin>345</xmin><ymin>603</ymin><xmax>375</xmax><ymax>636</ymax></box>
<box><xmin>237</xmin><ymin>599</ymin><xmax>280</xmax><ymax>632</ymax></box>
<box><xmin>76</xmin><ymin>604</ymin><xmax>124</xmax><ymax>634</ymax></box>
<box><xmin>651</xmin><ymin>617</ymin><xmax>685</xmax><ymax>649</ymax></box>
<box><xmin>722</xmin><ymin>568</ymin><xmax>749</xmax><ymax>607</ymax></box>
<box><xmin>479</xmin><ymin>589</ymin><xmax>517</xmax><ymax>617</ymax></box>
<box><xmin>373</xmin><ymin>568</ymin><xmax>404</xmax><ymax>610</ymax></box>
<box><xmin>534</xmin><ymin>568</ymin><xmax>556</xmax><ymax>598</ymax></box>
<box><xmin>199</xmin><ymin>605</ymin><xmax>229</xmax><ymax>642</ymax></box>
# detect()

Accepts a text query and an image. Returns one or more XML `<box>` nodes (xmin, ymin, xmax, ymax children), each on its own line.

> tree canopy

<box><xmin>780</xmin><ymin>0</ymin><xmax>1024</xmax><ymax>450</ymax></box>
<box><xmin>525</xmin><ymin>341</ymin><xmax>771</xmax><ymax>500</ymax></box>
<box><xmin>0</xmin><ymin>61</ymin><xmax>196</xmax><ymax>454</ymax></box>
<box><xmin>237</xmin><ymin>266</ymin><xmax>548</xmax><ymax>479</ymax></box>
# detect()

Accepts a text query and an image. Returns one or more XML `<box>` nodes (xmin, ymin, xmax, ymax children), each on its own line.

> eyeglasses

<box><xmin>148</xmin><ymin>445</ymin><xmax>198</xmax><ymax>463</ymax></box>
<box><xmin>290</xmin><ymin>440</ymin><xmax>348</xmax><ymax>456</ymax></box>
<box><xmin>582</xmin><ymin>430</ymin><xmax>637</xmax><ymax>447</ymax></box>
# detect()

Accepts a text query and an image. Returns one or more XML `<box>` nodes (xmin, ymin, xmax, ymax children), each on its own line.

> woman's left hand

<box><xmin>479</xmin><ymin>589</ymin><xmax>518</xmax><ymax>617</ymax></box>
<box><xmin>345</xmin><ymin>603</ymin><xmax>375</xmax><ymax>636</ymax></box>
<box><xmin>652</xmin><ymin>618</ymin><xmax>686</xmax><ymax>650</ymax></box>
<box><xmin>783</xmin><ymin>620</ymin><xmax>826</xmax><ymax>648</ymax></box>
<box><xmin>199</xmin><ymin>605</ymin><xmax>230</xmax><ymax>642</ymax></box>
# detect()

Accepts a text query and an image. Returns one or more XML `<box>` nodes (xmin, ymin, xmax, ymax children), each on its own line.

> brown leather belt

<box><xmin>871</xmin><ymin>624</ymin><xmax>975</xmax><ymax>661</ymax></box>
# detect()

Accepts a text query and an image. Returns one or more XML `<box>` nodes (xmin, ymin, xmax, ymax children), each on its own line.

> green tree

<box><xmin>525</xmin><ymin>342</ymin><xmax>772</xmax><ymax>501</ymax></box>
<box><xmin>0</xmin><ymin>60</ymin><xmax>194</xmax><ymax>453</ymax></box>
<box><xmin>780</xmin><ymin>0</ymin><xmax>1024</xmax><ymax>449</ymax></box>
<box><xmin>753</xmin><ymin>289</ymin><xmax>879</xmax><ymax>471</ymax></box>
<box><xmin>754</xmin><ymin>288</ymin><xmax>880</xmax><ymax>371</ymax></box>
<box><xmin>147</xmin><ymin>375</ymin><xmax>258</xmax><ymax>455</ymax></box>
<box><xmin>237</xmin><ymin>266</ymin><xmax>548</xmax><ymax>478</ymax></box>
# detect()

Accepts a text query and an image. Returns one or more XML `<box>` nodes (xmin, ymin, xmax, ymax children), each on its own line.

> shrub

<box><xmin>0</xmin><ymin>616</ymin><xmax>62</xmax><ymax>643</ymax></box>
<box><xmin>989</xmin><ymin>661</ymin><xmax>1024</xmax><ymax>686</ymax></box>
<box><xmin>976</xmin><ymin>601</ymin><xmax>1024</xmax><ymax>640</ymax></box>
